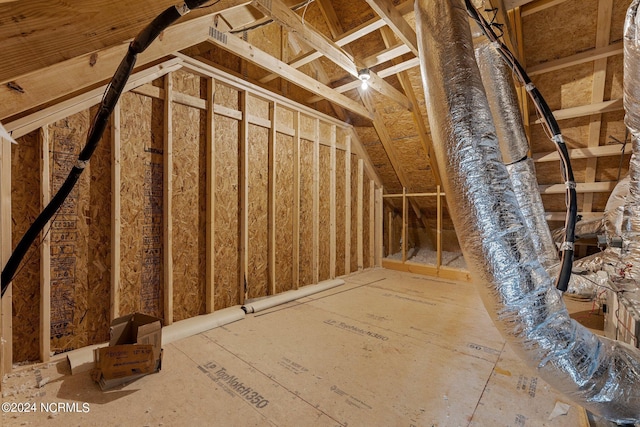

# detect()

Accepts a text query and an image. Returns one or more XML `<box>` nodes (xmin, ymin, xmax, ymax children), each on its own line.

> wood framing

<box><xmin>206</xmin><ymin>78</ymin><xmax>216</xmax><ymax>313</ymax></box>
<box><xmin>163</xmin><ymin>74</ymin><xmax>174</xmax><ymax>325</ymax></box>
<box><xmin>364</xmin><ymin>0</ymin><xmax>419</xmax><ymax>55</ymax></box>
<box><xmin>239</xmin><ymin>91</ymin><xmax>249</xmax><ymax>304</ymax></box>
<box><xmin>111</xmin><ymin>102</ymin><xmax>121</xmax><ymax>321</ymax></box>
<box><xmin>205</xmin><ymin>30</ymin><xmax>373</xmax><ymax>119</ymax></box>
<box><xmin>330</xmin><ymin>125</ymin><xmax>337</xmax><ymax>279</ymax></box>
<box><xmin>1</xmin><ymin>135</ymin><xmax>12</xmax><ymax>374</ymax></box>
<box><xmin>357</xmin><ymin>159</ymin><xmax>364</xmax><ymax>270</ymax></box>
<box><xmin>313</xmin><ymin>119</ymin><xmax>320</xmax><ymax>284</ymax></box>
<box><xmin>292</xmin><ymin>111</ymin><xmax>301</xmax><ymax>288</ymax></box>
<box><xmin>345</xmin><ymin>134</ymin><xmax>352</xmax><ymax>275</ymax></box>
<box><xmin>39</xmin><ymin>126</ymin><xmax>51</xmax><ymax>363</ymax></box>
<box><xmin>369</xmin><ymin>180</ymin><xmax>375</xmax><ymax>268</ymax></box>
<box><xmin>268</xmin><ymin>102</ymin><xmax>277</xmax><ymax>295</ymax></box>
<box><xmin>582</xmin><ymin>0</ymin><xmax>613</xmax><ymax>214</ymax></box>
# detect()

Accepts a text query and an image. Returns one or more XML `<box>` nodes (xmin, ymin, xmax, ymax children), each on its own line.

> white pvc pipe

<box><xmin>162</xmin><ymin>307</ymin><xmax>246</xmax><ymax>344</ymax></box>
<box><xmin>242</xmin><ymin>279</ymin><xmax>345</xmax><ymax>314</ymax></box>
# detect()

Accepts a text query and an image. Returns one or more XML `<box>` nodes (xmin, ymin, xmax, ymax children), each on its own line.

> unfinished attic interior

<box><xmin>2</xmin><ymin>0</ymin><xmax>640</xmax><ymax>424</ymax></box>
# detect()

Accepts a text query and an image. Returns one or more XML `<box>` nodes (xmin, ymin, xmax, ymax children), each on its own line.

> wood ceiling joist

<box><xmin>582</xmin><ymin>0</ymin><xmax>614</xmax><ymax>214</ymax></box>
<box><xmin>0</xmin><ymin>2</ymin><xmax>252</xmax><ymax>122</ymax></box>
<box><xmin>361</xmin><ymin>43</ymin><xmax>412</xmax><ymax>69</ymax></box>
<box><xmin>539</xmin><ymin>181</ymin><xmax>617</xmax><ymax>194</ymax></box>
<box><xmin>259</xmin><ymin>16</ymin><xmax>386</xmax><ymax>84</ymax></box>
<box><xmin>527</xmin><ymin>42</ymin><xmax>623</xmax><ymax>76</ymax></box>
<box><xmin>205</xmin><ymin>27</ymin><xmax>373</xmax><ymax>119</ymax></box>
<box><xmin>520</xmin><ymin>0</ymin><xmax>571</xmax><ymax>17</ymax></box>
<box><xmin>530</xmin><ymin>99</ymin><xmax>623</xmax><ymax>124</ymax></box>
<box><xmin>252</xmin><ymin>0</ymin><xmax>411</xmax><ymax>110</ymax></box>
<box><xmin>364</xmin><ymin>0</ymin><xmax>419</xmax><ymax>56</ymax></box>
<box><xmin>533</xmin><ymin>144</ymin><xmax>627</xmax><ymax>163</ymax></box>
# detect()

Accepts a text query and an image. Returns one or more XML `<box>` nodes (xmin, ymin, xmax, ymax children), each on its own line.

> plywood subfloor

<box><xmin>2</xmin><ymin>269</ymin><xmax>588</xmax><ymax>426</ymax></box>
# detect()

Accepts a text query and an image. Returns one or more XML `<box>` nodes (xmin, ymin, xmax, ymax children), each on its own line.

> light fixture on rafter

<box><xmin>358</xmin><ymin>68</ymin><xmax>371</xmax><ymax>90</ymax></box>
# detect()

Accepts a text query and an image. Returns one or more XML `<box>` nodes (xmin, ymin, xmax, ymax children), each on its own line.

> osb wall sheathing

<box><xmin>171</xmin><ymin>72</ymin><xmax>207</xmax><ymax>321</ymax></box>
<box><xmin>48</xmin><ymin>109</ymin><xmax>110</xmax><ymax>354</ymax></box>
<box><xmin>275</xmin><ymin>131</ymin><xmax>294</xmax><ymax>292</ymax></box>
<box><xmin>214</xmin><ymin>111</ymin><xmax>240</xmax><ymax>309</ymax></box>
<box><xmin>247</xmin><ymin>21</ymin><xmax>282</xmax><ymax>90</ymax></box>
<box><xmin>248</xmin><ymin>123</ymin><xmax>269</xmax><ymax>299</ymax></box>
<box><xmin>523</xmin><ymin>0</ymin><xmax>598</xmax><ymax>66</ymax></box>
<box><xmin>523</xmin><ymin>0</ymin><xmax>630</xmax><ymax>217</ymax></box>
<box><xmin>274</xmin><ymin>107</ymin><xmax>294</xmax><ymax>292</ymax></box>
<box><xmin>120</xmin><ymin>90</ymin><xmax>164</xmax><ymax>320</ymax></box>
<box><xmin>11</xmin><ymin>131</ymin><xmax>41</xmax><ymax>362</ymax></box>
<box><xmin>86</xmin><ymin>105</ymin><xmax>112</xmax><ymax>346</ymax></box>
<box><xmin>299</xmin><ymin>138</ymin><xmax>314</xmax><ymax>286</ymax></box>
<box><xmin>318</xmin><ymin>142</ymin><xmax>331</xmax><ymax>281</ymax></box>
<box><xmin>355</xmin><ymin>125</ymin><xmax>402</xmax><ymax>194</ymax></box>
<box><xmin>335</xmin><ymin>145</ymin><xmax>346</xmax><ymax>277</ymax></box>
<box><xmin>247</xmin><ymin>95</ymin><xmax>270</xmax><ymax>299</ymax></box>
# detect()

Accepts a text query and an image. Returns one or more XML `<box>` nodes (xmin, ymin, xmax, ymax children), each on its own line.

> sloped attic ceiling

<box><xmin>0</xmin><ymin>0</ymin><xmax>631</xmax><ymax>238</ymax></box>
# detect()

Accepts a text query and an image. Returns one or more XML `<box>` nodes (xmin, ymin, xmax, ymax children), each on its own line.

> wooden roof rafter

<box><xmin>251</xmin><ymin>0</ymin><xmax>411</xmax><ymax>110</ymax></box>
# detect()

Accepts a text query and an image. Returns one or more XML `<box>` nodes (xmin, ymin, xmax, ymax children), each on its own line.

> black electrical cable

<box><xmin>464</xmin><ymin>0</ymin><xmax>577</xmax><ymax>292</ymax></box>
<box><xmin>1</xmin><ymin>0</ymin><xmax>214</xmax><ymax>298</ymax></box>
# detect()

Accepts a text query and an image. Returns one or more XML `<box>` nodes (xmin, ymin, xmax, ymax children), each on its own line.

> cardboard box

<box><xmin>92</xmin><ymin>313</ymin><xmax>163</xmax><ymax>390</ymax></box>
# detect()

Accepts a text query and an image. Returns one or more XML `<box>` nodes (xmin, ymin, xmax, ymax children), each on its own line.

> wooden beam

<box><xmin>521</xmin><ymin>0</ymin><xmax>571</xmax><ymax>17</ymax></box>
<box><xmin>345</xmin><ymin>134</ymin><xmax>352</xmax><ymax>275</ymax></box>
<box><xmin>306</xmin><ymin>56</ymin><xmax>419</xmax><ymax>103</ymax></box>
<box><xmin>401</xmin><ymin>187</ymin><xmax>407</xmax><ymax>263</ymax></box>
<box><xmin>0</xmin><ymin>10</ymin><xmax>225</xmax><ymax>121</ymax></box>
<box><xmin>530</xmin><ymin>99</ymin><xmax>623</xmax><ymax>124</ymax></box>
<box><xmin>364</xmin><ymin>0</ymin><xmax>419</xmax><ymax>56</ymax></box>
<box><xmin>206</xmin><ymin>29</ymin><xmax>373</xmax><ymax>119</ymax></box>
<box><xmin>533</xmin><ymin>143</ymin><xmax>627</xmax><ymax>163</ymax></box>
<box><xmin>252</xmin><ymin>0</ymin><xmax>357</xmax><ymax>76</ymax></box>
<box><xmin>330</xmin><ymin>125</ymin><xmax>337</xmax><ymax>279</ymax></box>
<box><xmin>205</xmin><ymin>78</ymin><xmax>216</xmax><ymax>313</ymax></box>
<box><xmin>252</xmin><ymin>0</ymin><xmax>410</xmax><ymax>110</ymax></box>
<box><xmin>361</xmin><ymin>43</ymin><xmax>412</xmax><ymax>69</ymax></box>
<box><xmin>504</xmin><ymin>0</ymin><xmax>536</xmax><ymax>8</ymax></box>
<box><xmin>582</xmin><ymin>0</ymin><xmax>613</xmax><ymax>214</ymax></box>
<box><xmin>163</xmin><ymin>74</ymin><xmax>174</xmax><ymax>325</ymax></box>
<box><xmin>39</xmin><ymin>126</ymin><xmax>51</xmax><ymax>363</ymax></box>
<box><xmin>527</xmin><ymin>42</ymin><xmax>623</xmax><ymax>76</ymax></box>
<box><xmin>369</xmin><ymin>180</ymin><xmax>375</xmax><ymax>268</ymax></box>
<box><xmin>6</xmin><ymin>58</ymin><xmax>183</xmax><ymax>139</ymax></box>
<box><xmin>545</xmin><ymin>211</ymin><xmax>604</xmax><ymax>221</ymax></box>
<box><xmin>539</xmin><ymin>181</ymin><xmax>617</xmax><ymax>194</ymax></box>
<box><xmin>437</xmin><ymin>185</ymin><xmax>442</xmax><ymax>270</ymax></box>
<box><xmin>293</xmin><ymin>111</ymin><xmax>301</xmax><ymax>288</ymax></box>
<box><xmin>375</xmin><ymin>187</ymin><xmax>383</xmax><ymax>267</ymax></box>
<box><xmin>1</xmin><ymin>134</ymin><xmax>12</xmax><ymax>375</ymax></box>
<box><xmin>111</xmin><ymin>102</ymin><xmax>121</xmax><ymax>321</ymax></box>
<box><xmin>358</xmin><ymin>159</ymin><xmax>364</xmax><ymax>270</ymax></box>
<box><xmin>268</xmin><ymin>102</ymin><xmax>277</xmax><ymax>295</ymax></box>
<box><xmin>313</xmin><ymin>119</ymin><xmax>320</xmax><ymax>284</ymax></box>
<box><xmin>259</xmin><ymin>15</ymin><xmax>386</xmax><ymax>84</ymax></box>
<box><xmin>239</xmin><ymin>91</ymin><xmax>249</xmax><ymax>304</ymax></box>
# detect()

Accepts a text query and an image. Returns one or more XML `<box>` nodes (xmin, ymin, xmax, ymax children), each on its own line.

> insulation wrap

<box><xmin>623</xmin><ymin>0</ymin><xmax>640</xmax><ymax>282</ymax></box>
<box><xmin>415</xmin><ymin>0</ymin><xmax>640</xmax><ymax>422</ymax></box>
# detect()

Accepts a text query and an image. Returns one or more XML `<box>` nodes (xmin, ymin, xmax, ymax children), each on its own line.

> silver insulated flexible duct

<box><xmin>415</xmin><ymin>0</ymin><xmax>640</xmax><ymax>422</ymax></box>
<box><xmin>475</xmin><ymin>39</ymin><xmax>559</xmax><ymax>274</ymax></box>
<box><xmin>624</xmin><ymin>0</ymin><xmax>640</xmax><ymax>281</ymax></box>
